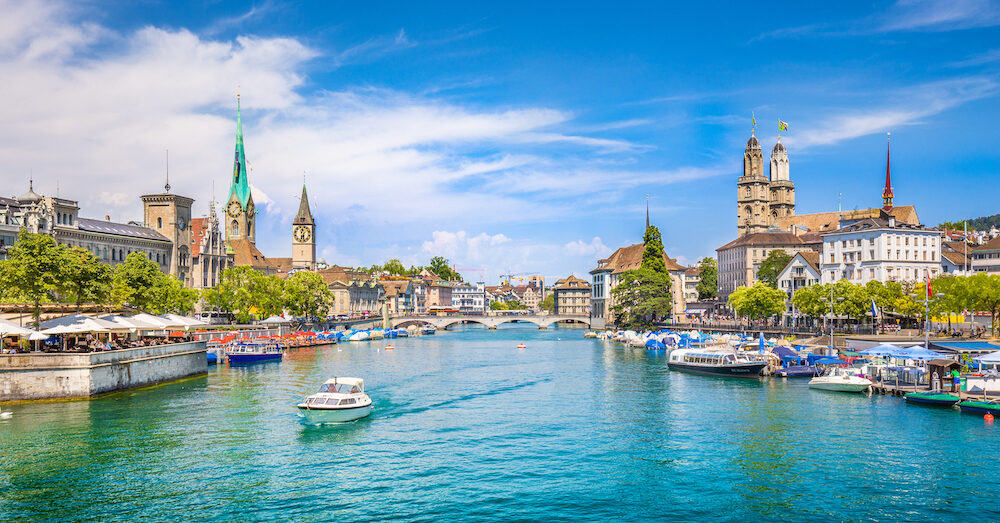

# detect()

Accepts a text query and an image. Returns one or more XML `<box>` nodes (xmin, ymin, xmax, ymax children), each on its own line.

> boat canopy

<box><xmin>859</xmin><ymin>344</ymin><xmax>902</xmax><ymax>357</ymax></box>
<box><xmin>771</xmin><ymin>346</ymin><xmax>804</xmax><ymax>364</ymax></box>
<box><xmin>320</xmin><ymin>377</ymin><xmax>364</xmax><ymax>393</ymax></box>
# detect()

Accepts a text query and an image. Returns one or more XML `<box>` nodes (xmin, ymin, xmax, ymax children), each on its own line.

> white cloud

<box><xmin>784</xmin><ymin>77</ymin><xmax>998</xmax><ymax>149</ymax></box>
<box><xmin>564</xmin><ymin>237</ymin><xmax>609</xmax><ymax>257</ymax></box>
<box><xmin>877</xmin><ymin>0</ymin><xmax>1000</xmax><ymax>32</ymax></box>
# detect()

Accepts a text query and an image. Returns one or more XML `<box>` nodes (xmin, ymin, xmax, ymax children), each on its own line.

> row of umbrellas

<box><xmin>0</xmin><ymin>313</ymin><xmax>209</xmax><ymax>339</ymax></box>
<box><xmin>859</xmin><ymin>343</ymin><xmax>943</xmax><ymax>361</ymax></box>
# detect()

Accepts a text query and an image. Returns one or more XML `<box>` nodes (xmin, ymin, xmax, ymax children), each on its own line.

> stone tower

<box><xmin>292</xmin><ymin>183</ymin><xmax>316</xmax><ymax>270</ymax></box>
<box><xmin>224</xmin><ymin>96</ymin><xmax>256</xmax><ymax>244</ymax></box>
<box><xmin>768</xmin><ymin>140</ymin><xmax>795</xmax><ymax>221</ymax></box>
<box><xmin>142</xmin><ymin>180</ymin><xmax>194</xmax><ymax>284</ymax></box>
<box><xmin>737</xmin><ymin>134</ymin><xmax>769</xmax><ymax>236</ymax></box>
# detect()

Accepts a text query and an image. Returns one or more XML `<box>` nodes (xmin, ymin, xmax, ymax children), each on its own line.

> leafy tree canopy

<box><xmin>284</xmin><ymin>271</ymin><xmax>335</xmax><ymax>320</ymax></box>
<box><xmin>756</xmin><ymin>250</ymin><xmax>792</xmax><ymax>288</ymax></box>
<box><xmin>728</xmin><ymin>282</ymin><xmax>786</xmax><ymax>320</ymax></box>
<box><xmin>696</xmin><ymin>257</ymin><xmax>717</xmax><ymax>300</ymax></box>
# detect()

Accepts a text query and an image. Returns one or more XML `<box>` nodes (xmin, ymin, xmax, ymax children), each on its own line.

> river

<box><xmin>0</xmin><ymin>325</ymin><xmax>995</xmax><ymax>521</ymax></box>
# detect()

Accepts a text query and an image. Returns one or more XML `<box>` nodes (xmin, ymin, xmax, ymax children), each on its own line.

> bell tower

<box><xmin>768</xmin><ymin>140</ymin><xmax>794</xmax><ymax>222</ymax></box>
<box><xmin>737</xmin><ymin>134</ymin><xmax>769</xmax><ymax>236</ymax></box>
<box><xmin>225</xmin><ymin>95</ymin><xmax>256</xmax><ymax>244</ymax></box>
<box><xmin>292</xmin><ymin>183</ymin><xmax>316</xmax><ymax>270</ymax></box>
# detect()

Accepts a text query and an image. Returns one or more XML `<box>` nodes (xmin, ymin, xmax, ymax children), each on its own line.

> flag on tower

<box><xmin>752</xmin><ymin>111</ymin><xmax>756</xmax><ymax>128</ymax></box>
<box><xmin>778</xmin><ymin>120</ymin><xmax>788</xmax><ymax>132</ymax></box>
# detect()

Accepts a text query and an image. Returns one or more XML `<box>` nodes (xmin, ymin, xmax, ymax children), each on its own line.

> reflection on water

<box><xmin>0</xmin><ymin>328</ymin><xmax>997</xmax><ymax>521</ymax></box>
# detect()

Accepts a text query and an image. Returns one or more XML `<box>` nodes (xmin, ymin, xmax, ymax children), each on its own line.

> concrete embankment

<box><xmin>0</xmin><ymin>341</ymin><xmax>207</xmax><ymax>401</ymax></box>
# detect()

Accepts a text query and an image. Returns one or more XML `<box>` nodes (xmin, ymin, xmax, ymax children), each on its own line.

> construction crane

<box><xmin>452</xmin><ymin>266</ymin><xmax>486</xmax><ymax>281</ymax></box>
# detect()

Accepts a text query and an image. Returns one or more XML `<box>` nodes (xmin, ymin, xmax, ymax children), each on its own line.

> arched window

<box><xmin>157</xmin><ymin>217</ymin><xmax>162</xmax><ymax>228</ymax></box>
<box><xmin>111</xmin><ymin>249</ymin><xmax>116</xmax><ymax>261</ymax></box>
<box><xmin>232</xmin><ymin>220</ymin><xmax>239</xmax><ymax>236</ymax></box>
<box><xmin>745</xmin><ymin>187</ymin><xmax>751</xmax><ymax>198</ymax></box>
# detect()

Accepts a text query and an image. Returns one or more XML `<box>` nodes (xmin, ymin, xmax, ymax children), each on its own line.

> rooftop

<box><xmin>717</xmin><ymin>231</ymin><xmax>805</xmax><ymax>250</ymax></box>
<box><xmin>77</xmin><ymin>217</ymin><xmax>170</xmax><ymax>242</ymax></box>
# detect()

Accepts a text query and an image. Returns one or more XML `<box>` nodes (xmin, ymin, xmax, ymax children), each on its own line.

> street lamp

<box><xmin>820</xmin><ymin>294</ymin><xmax>845</xmax><ymax>343</ymax></box>
<box><xmin>910</xmin><ymin>292</ymin><xmax>945</xmax><ymax>349</ymax></box>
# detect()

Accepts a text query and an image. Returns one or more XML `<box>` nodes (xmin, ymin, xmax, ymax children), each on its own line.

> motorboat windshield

<box><xmin>319</xmin><ymin>382</ymin><xmax>362</xmax><ymax>394</ymax></box>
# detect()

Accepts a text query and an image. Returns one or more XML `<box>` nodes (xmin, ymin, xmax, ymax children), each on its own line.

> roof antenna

<box><xmin>164</xmin><ymin>149</ymin><xmax>171</xmax><ymax>193</ymax></box>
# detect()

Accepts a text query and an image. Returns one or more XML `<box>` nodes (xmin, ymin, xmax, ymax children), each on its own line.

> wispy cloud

<box><xmin>759</xmin><ymin>0</ymin><xmax>1000</xmax><ymax>40</ymax></box>
<box><xmin>204</xmin><ymin>0</ymin><xmax>284</xmax><ymax>35</ymax></box>
<box><xmin>332</xmin><ymin>29</ymin><xmax>417</xmax><ymax>67</ymax></box>
<box><xmin>784</xmin><ymin>77</ymin><xmax>998</xmax><ymax>149</ymax></box>
<box><xmin>948</xmin><ymin>49</ymin><xmax>1000</xmax><ymax>68</ymax></box>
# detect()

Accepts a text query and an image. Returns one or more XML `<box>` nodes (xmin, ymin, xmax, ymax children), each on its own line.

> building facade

<box><xmin>818</xmin><ymin>213</ymin><xmax>942</xmax><ymax>284</ymax></box>
<box><xmin>141</xmin><ymin>190</ymin><xmax>194</xmax><ymax>284</ymax></box>
<box><xmin>590</xmin><ymin>242</ymin><xmax>688</xmax><ymax>327</ymax></box>
<box><xmin>716</xmin><ymin>231</ymin><xmax>814</xmax><ymax>300</ymax></box>
<box><xmin>553</xmin><ymin>275</ymin><xmax>591</xmax><ymax>316</ymax></box>
<box><xmin>775</xmin><ymin>251</ymin><xmax>821</xmax><ymax>324</ymax></box>
<box><xmin>189</xmin><ymin>204</ymin><xmax>232</xmax><ymax>289</ymax></box>
<box><xmin>0</xmin><ymin>182</ymin><xmax>174</xmax><ymax>271</ymax></box>
<box><xmin>452</xmin><ymin>282</ymin><xmax>486</xmax><ymax>314</ymax></box>
<box><xmin>971</xmin><ymin>237</ymin><xmax>1000</xmax><ymax>274</ymax></box>
<box><xmin>319</xmin><ymin>266</ymin><xmax>383</xmax><ymax>316</ymax></box>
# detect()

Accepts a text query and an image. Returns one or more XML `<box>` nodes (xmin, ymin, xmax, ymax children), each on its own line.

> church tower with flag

<box><xmin>225</xmin><ymin>95</ymin><xmax>256</xmax><ymax>244</ymax></box>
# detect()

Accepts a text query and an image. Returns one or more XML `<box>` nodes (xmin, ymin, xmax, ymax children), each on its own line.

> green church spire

<box><xmin>228</xmin><ymin>95</ymin><xmax>252</xmax><ymax>208</ymax></box>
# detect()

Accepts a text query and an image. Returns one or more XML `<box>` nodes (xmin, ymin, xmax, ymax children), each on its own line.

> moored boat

<box><xmin>422</xmin><ymin>326</ymin><xmax>436</xmax><ymax>335</ymax></box>
<box><xmin>808</xmin><ymin>368</ymin><xmax>871</xmax><ymax>393</ymax></box>
<box><xmin>775</xmin><ymin>365</ymin><xmax>822</xmax><ymax>378</ymax></box>
<box><xmin>297</xmin><ymin>377</ymin><xmax>373</xmax><ymax>423</ymax></box>
<box><xmin>957</xmin><ymin>399</ymin><xmax>1000</xmax><ymax>415</ymax></box>
<box><xmin>667</xmin><ymin>348</ymin><xmax>766</xmax><ymax>377</ymax></box>
<box><xmin>904</xmin><ymin>392</ymin><xmax>960</xmax><ymax>406</ymax></box>
<box><xmin>227</xmin><ymin>342</ymin><xmax>283</xmax><ymax>365</ymax></box>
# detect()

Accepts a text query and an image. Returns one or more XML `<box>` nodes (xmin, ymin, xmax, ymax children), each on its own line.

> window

<box><xmin>231</xmin><ymin>220</ymin><xmax>239</xmax><ymax>236</ymax></box>
<box><xmin>157</xmin><ymin>217</ymin><xmax>162</xmax><ymax>228</ymax></box>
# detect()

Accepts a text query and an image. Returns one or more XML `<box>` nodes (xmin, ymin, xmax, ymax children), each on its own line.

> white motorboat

<box><xmin>297</xmin><ymin>377</ymin><xmax>373</xmax><ymax>423</ymax></box>
<box><xmin>808</xmin><ymin>368</ymin><xmax>872</xmax><ymax>393</ymax></box>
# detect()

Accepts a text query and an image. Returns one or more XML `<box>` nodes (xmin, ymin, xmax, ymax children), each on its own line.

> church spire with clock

<box><xmin>225</xmin><ymin>95</ymin><xmax>256</xmax><ymax>244</ymax></box>
<box><xmin>292</xmin><ymin>182</ymin><xmax>316</xmax><ymax>270</ymax></box>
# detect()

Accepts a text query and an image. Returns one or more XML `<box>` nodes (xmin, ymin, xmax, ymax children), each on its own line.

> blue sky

<box><xmin>1</xmin><ymin>0</ymin><xmax>998</xmax><ymax>282</ymax></box>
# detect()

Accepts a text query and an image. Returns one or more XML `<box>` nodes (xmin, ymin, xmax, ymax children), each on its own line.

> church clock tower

<box><xmin>225</xmin><ymin>95</ymin><xmax>256</xmax><ymax>244</ymax></box>
<box><xmin>292</xmin><ymin>183</ymin><xmax>316</xmax><ymax>270</ymax></box>
<box><xmin>737</xmin><ymin>134</ymin><xmax>769</xmax><ymax>236</ymax></box>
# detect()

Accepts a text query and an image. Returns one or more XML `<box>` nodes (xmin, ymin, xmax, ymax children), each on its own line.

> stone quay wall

<box><xmin>0</xmin><ymin>341</ymin><xmax>207</xmax><ymax>401</ymax></box>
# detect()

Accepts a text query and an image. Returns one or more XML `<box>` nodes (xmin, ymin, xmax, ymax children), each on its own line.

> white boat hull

<box><xmin>808</xmin><ymin>376</ymin><xmax>872</xmax><ymax>393</ymax></box>
<box><xmin>298</xmin><ymin>404</ymin><xmax>372</xmax><ymax>423</ymax></box>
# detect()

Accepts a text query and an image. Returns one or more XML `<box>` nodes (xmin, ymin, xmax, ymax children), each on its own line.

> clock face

<box><xmin>246</xmin><ymin>201</ymin><xmax>255</xmax><ymax>216</ymax></box>
<box><xmin>177</xmin><ymin>217</ymin><xmax>186</xmax><ymax>230</ymax></box>
<box><xmin>294</xmin><ymin>225</ymin><xmax>311</xmax><ymax>243</ymax></box>
<box><xmin>226</xmin><ymin>201</ymin><xmax>242</xmax><ymax>217</ymax></box>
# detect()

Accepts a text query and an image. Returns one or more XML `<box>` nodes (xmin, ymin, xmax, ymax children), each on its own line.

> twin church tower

<box><xmin>736</xmin><ymin>133</ymin><xmax>795</xmax><ymax>236</ymax></box>
<box><xmin>224</xmin><ymin>96</ymin><xmax>316</xmax><ymax>271</ymax></box>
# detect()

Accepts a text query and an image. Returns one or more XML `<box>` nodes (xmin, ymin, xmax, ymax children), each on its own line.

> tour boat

<box><xmin>422</xmin><ymin>326</ymin><xmax>436</xmax><ymax>335</ymax></box>
<box><xmin>904</xmin><ymin>392</ymin><xmax>960</xmax><ymax>407</ymax></box>
<box><xmin>297</xmin><ymin>377</ymin><xmax>373</xmax><ymax>423</ymax></box>
<box><xmin>957</xmin><ymin>399</ymin><xmax>1000</xmax><ymax>415</ymax></box>
<box><xmin>226</xmin><ymin>342</ymin><xmax>283</xmax><ymax>365</ymax></box>
<box><xmin>666</xmin><ymin>348</ymin><xmax>767</xmax><ymax>377</ymax></box>
<box><xmin>808</xmin><ymin>368</ymin><xmax>872</xmax><ymax>393</ymax></box>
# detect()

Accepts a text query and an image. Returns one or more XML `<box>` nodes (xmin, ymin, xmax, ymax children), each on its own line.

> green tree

<box><xmin>505</xmin><ymin>299</ymin><xmax>525</xmax><ymax>310</ymax></box>
<box><xmin>215</xmin><ymin>266</ymin><xmax>261</xmax><ymax>323</ymax></box>
<box><xmin>539</xmin><ymin>293</ymin><xmax>555</xmax><ymax>312</ymax></box>
<box><xmin>696</xmin><ymin>257</ymin><xmax>717</xmax><ymax>300</ymax></box>
<box><xmin>0</xmin><ymin>231</ymin><xmax>67</xmax><ymax>326</ymax></box>
<box><xmin>111</xmin><ymin>252</ymin><xmax>165</xmax><ymax>311</ymax></box>
<box><xmin>967</xmin><ymin>273</ymin><xmax>1000</xmax><ymax>337</ymax></box>
<box><xmin>489</xmin><ymin>300</ymin><xmax>508</xmax><ymax>310</ymax></box>
<box><xmin>284</xmin><ymin>271</ymin><xmax>335</xmax><ymax>321</ymax></box>
<box><xmin>610</xmin><ymin>225</ymin><xmax>673</xmax><ymax>330</ymax></box>
<box><xmin>756</xmin><ymin>250</ymin><xmax>792</xmax><ymax>288</ymax></box>
<box><xmin>791</xmin><ymin>283</ymin><xmax>828</xmax><ymax>319</ymax></box>
<box><xmin>428</xmin><ymin>256</ymin><xmax>461</xmax><ymax>281</ymax></box>
<box><xmin>62</xmin><ymin>246</ymin><xmax>112</xmax><ymax>310</ymax></box>
<box><xmin>381</xmin><ymin>259</ymin><xmax>406</xmax><ymax>275</ymax></box>
<box><xmin>728</xmin><ymin>282</ymin><xmax>787</xmax><ymax>320</ymax></box>
<box><xmin>153</xmin><ymin>277</ymin><xmax>199</xmax><ymax>315</ymax></box>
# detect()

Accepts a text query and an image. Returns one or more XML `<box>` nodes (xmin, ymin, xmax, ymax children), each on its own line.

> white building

<box><xmin>819</xmin><ymin>212</ymin><xmax>942</xmax><ymax>284</ymax></box>
<box><xmin>971</xmin><ymin>237</ymin><xmax>1000</xmax><ymax>274</ymax></box>
<box><xmin>775</xmin><ymin>251</ymin><xmax>821</xmax><ymax>325</ymax></box>
<box><xmin>452</xmin><ymin>282</ymin><xmax>486</xmax><ymax>314</ymax></box>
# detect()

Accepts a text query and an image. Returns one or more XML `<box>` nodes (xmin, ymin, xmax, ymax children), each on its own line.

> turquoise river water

<box><xmin>0</xmin><ymin>325</ymin><xmax>996</xmax><ymax>521</ymax></box>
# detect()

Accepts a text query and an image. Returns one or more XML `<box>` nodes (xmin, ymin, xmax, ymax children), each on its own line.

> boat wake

<box><xmin>382</xmin><ymin>377</ymin><xmax>553</xmax><ymax>419</ymax></box>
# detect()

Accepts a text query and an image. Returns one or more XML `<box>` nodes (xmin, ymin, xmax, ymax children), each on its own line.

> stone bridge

<box><xmin>389</xmin><ymin>314</ymin><xmax>590</xmax><ymax>330</ymax></box>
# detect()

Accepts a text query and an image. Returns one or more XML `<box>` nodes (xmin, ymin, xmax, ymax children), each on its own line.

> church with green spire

<box><xmin>224</xmin><ymin>96</ymin><xmax>276</xmax><ymax>274</ymax></box>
